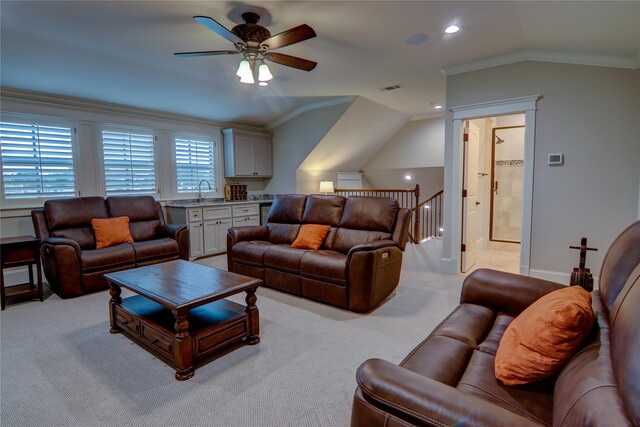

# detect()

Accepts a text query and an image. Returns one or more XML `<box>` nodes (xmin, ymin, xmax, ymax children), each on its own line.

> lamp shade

<box><xmin>258</xmin><ymin>62</ymin><xmax>273</xmax><ymax>82</ymax></box>
<box><xmin>236</xmin><ymin>59</ymin><xmax>252</xmax><ymax>78</ymax></box>
<box><xmin>319</xmin><ymin>181</ymin><xmax>334</xmax><ymax>193</ymax></box>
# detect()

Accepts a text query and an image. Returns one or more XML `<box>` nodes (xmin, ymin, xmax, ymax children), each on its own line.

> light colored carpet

<box><xmin>1</xmin><ymin>240</ymin><xmax>465</xmax><ymax>427</ymax></box>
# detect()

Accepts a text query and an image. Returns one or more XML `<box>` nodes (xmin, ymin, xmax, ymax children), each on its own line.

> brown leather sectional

<box><xmin>352</xmin><ymin>219</ymin><xmax>640</xmax><ymax>426</ymax></box>
<box><xmin>227</xmin><ymin>194</ymin><xmax>411</xmax><ymax>312</ymax></box>
<box><xmin>31</xmin><ymin>196</ymin><xmax>189</xmax><ymax>298</ymax></box>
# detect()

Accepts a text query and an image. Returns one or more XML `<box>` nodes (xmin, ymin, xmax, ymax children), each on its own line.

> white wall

<box><xmin>264</xmin><ymin>101</ymin><xmax>351</xmax><ymax>195</ymax></box>
<box><xmin>443</xmin><ymin>61</ymin><xmax>640</xmax><ymax>280</ymax></box>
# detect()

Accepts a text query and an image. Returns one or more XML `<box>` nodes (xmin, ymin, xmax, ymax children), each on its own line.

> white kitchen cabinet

<box><xmin>166</xmin><ymin>202</ymin><xmax>261</xmax><ymax>259</ymax></box>
<box><xmin>222</xmin><ymin>128</ymin><xmax>272</xmax><ymax>177</ymax></box>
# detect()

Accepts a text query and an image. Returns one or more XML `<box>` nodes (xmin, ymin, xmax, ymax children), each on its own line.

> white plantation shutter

<box><xmin>175</xmin><ymin>137</ymin><xmax>215</xmax><ymax>192</ymax></box>
<box><xmin>0</xmin><ymin>120</ymin><xmax>76</xmax><ymax>199</ymax></box>
<box><xmin>102</xmin><ymin>128</ymin><xmax>156</xmax><ymax>195</ymax></box>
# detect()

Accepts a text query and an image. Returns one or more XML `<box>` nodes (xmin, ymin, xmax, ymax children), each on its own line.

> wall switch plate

<box><xmin>548</xmin><ymin>153</ymin><xmax>564</xmax><ymax>166</ymax></box>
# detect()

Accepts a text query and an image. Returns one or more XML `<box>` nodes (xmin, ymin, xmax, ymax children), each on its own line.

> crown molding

<box><xmin>442</xmin><ymin>50</ymin><xmax>640</xmax><ymax>76</ymax></box>
<box><xmin>0</xmin><ymin>87</ymin><xmax>263</xmax><ymax>131</ymax></box>
<box><xmin>266</xmin><ymin>96</ymin><xmax>355</xmax><ymax>130</ymax></box>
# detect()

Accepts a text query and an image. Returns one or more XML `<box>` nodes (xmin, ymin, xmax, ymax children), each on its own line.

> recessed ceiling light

<box><xmin>445</xmin><ymin>25</ymin><xmax>460</xmax><ymax>34</ymax></box>
<box><xmin>405</xmin><ymin>175</ymin><xmax>412</xmax><ymax>181</ymax></box>
<box><xmin>434</xmin><ymin>105</ymin><xmax>443</xmax><ymax>109</ymax></box>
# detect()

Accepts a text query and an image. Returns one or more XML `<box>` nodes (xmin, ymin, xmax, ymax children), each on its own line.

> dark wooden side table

<box><xmin>1</xmin><ymin>235</ymin><xmax>44</xmax><ymax>310</ymax></box>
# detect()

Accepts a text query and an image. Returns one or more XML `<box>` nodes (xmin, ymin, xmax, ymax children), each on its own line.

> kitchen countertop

<box><xmin>166</xmin><ymin>199</ymin><xmax>273</xmax><ymax>208</ymax></box>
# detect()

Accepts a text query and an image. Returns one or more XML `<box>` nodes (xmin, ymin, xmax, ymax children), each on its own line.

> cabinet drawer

<box><xmin>2</xmin><ymin>245</ymin><xmax>37</xmax><ymax>265</ymax></box>
<box><xmin>195</xmin><ymin>319</ymin><xmax>247</xmax><ymax>357</ymax></box>
<box><xmin>232</xmin><ymin>215</ymin><xmax>260</xmax><ymax>227</ymax></box>
<box><xmin>232</xmin><ymin>204</ymin><xmax>259</xmax><ymax>217</ymax></box>
<box><xmin>116</xmin><ymin>309</ymin><xmax>141</xmax><ymax>336</ymax></box>
<box><xmin>202</xmin><ymin>206</ymin><xmax>231</xmax><ymax>221</ymax></box>
<box><xmin>188</xmin><ymin>209</ymin><xmax>202</xmax><ymax>223</ymax></box>
<box><xmin>141</xmin><ymin>324</ymin><xmax>174</xmax><ymax>358</ymax></box>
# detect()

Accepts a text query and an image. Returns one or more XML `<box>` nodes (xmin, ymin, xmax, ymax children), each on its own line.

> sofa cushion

<box><xmin>107</xmin><ymin>196</ymin><xmax>161</xmax><ymax>242</ymax></box>
<box><xmin>301</xmin><ymin>195</ymin><xmax>345</xmax><ymax>226</ymax></box>
<box><xmin>131</xmin><ymin>238</ymin><xmax>178</xmax><ymax>264</ymax></box>
<box><xmin>495</xmin><ymin>286</ymin><xmax>594</xmax><ymax>386</ymax></box>
<box><xmin>80</xmin><ymin>244</ymin><xmax>135</xmax><ymax>273</ymax></box>
<box><xmin>401</xmin><ymin>335</ymin><xmax>474</xmax><ymax>386</ymax></box>
<box><xmin>91</xmin><ymin>216</ymin><xmax>134</xmax><ymax>249</ymax></box>
<box><xmin>232</xmin><ymin>241</ymin><xmax>273</xmax><ymax>267</ymax></box>
<box><xmin>267</xmin><ymin>194</ymin><xmax>307</xmax><ymax>224</ymax></box>
<box><xmin>300</xmin><ymin>250</ymin><xmax>347</xmax><ymax>285</ymax></box>
<box><xmin>267</xmin><ymin>223</ymin><xmax>301</xmax><ymax>244</ymax></box>
<box><xmin>339</xmin><ymin>196</ymin><xmax>398</xmax><ymax>233</ymax></box>
<box><xmin>45</xmin><ymin>197</ymin><xmax>108</xmax><ymax>249</ymax></box>
<box><xmin>457</xmin><ymin>350</ymin><xmax>555</xmax><ymax>426</ymax></box>
<box><xmin>291</xmin><ymin>224</ymin><xmax>331</xmax><ymax>250</ymax></box>
<box><xmin>264</xmin><ymin>245</ymin><xmax>309</xmax><ymax>273</ymax></box>
<box><xmin>327</xmin><ymin>229</ymin><xmax>392</xmax><ymax>254</ymax></box>
<box><xmin>45</xmin><ymin>196</ymin><xmax>108</xmax><ymax>231</ymax></box>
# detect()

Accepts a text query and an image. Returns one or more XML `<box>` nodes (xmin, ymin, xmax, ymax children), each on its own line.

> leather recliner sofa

<box><xmin>31</xmin><ymin>195</ymin><xmax>189</xmax><ymax>298</ymax></box>
<box><xmin>227</xmin><ymin>194</ymin><xmax>411</xmax><ymax>312</ymax></box>
<box><xmin>352</xmin><ymin>219</ymin><xmax>640</xmax><ymax>426</ymax></box>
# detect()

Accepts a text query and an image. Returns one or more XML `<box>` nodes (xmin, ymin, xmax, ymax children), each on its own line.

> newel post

<box><xmin>413</xmin><ymin>184</ymin><xmax>420</xmax><ymax>241</ymax></box>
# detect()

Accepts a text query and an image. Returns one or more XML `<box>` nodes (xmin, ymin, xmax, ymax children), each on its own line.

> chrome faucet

<box><xmin>197</xmin><ymin>180</ymin><xmax>212</xmax><ymax>202</ymax></box>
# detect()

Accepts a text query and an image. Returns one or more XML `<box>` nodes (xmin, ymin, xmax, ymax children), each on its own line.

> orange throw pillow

<box><xmin>495</xmin><ymin>285</ymin><xmax>594</xmax><ymax>386</ymax></box>
<box><xmin>291</xmin><ymin>224</ymin><xmax>331</xmax><ymax>250</ymax></box>
<box><xmin>91</xmin><ymin>216</ymin><xmax>134</xmax><ymax>249</ymax></box>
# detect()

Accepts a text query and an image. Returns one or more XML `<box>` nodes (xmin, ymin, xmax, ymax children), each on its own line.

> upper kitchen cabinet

<box><xmin>222</xmin><ymin>128</ymin><xmax>272</xmax><ymax>178</ymax></box>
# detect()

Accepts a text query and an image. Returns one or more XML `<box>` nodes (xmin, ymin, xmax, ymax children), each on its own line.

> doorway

<box><xmin>461</xmin><ymin>115</ymin><xmax>525</xmax><ymax>273</ymax></box>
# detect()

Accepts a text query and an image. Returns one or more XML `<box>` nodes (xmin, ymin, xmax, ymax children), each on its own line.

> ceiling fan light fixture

<box><xmin>239</xmin><ymin>72</ymin><xmax>255</xmax><ymax>84</ymax></box>
<box><xmin>258</xmin><ymin>62</ymin><xmax>273</xmax><ymax>82</ymax></box>
<box><xmin>236</xmin><ymin>59</ymin><xmax>252</xmax><ymax>78</ymax></box>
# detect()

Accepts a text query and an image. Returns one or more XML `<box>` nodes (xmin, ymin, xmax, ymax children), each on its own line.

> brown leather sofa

<box><xmin>31</xmin><ymin>196</ymin><xmax>189</xmax><ymax>298</ymax></box>
<box><xmin>227</xmin><ymin>194</ymin><xmax>411</xmax><ymax>312</ymax></box>
<box><xmin>352</xmin><ymin>220</ymin><xmax>640</xmax><ymax>426</ymax></box>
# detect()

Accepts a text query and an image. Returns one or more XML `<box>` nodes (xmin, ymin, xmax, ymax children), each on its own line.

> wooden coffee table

<box><xmin>105</xmin><ymin>260</ymin><xmax>261</xmax><ymax>381</ymax></box>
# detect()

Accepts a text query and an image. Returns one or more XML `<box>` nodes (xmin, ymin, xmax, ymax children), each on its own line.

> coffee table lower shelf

<box><xmin>112</xmin><ymin>295</ymin><xmax>254</xmax><ymax>380</ymax></box>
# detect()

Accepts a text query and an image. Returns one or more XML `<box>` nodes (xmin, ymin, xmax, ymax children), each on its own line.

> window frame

<box><xmin>99</xmin><ymin>124</ymin><xmax>159</xmax><ymax>197</ymax></box>
<box><xmin>171</xmin><ymin>132</ymin><xmax>221</xmax><ymax>200</ymax></box>
<box><xmin>0</xmin><ymin>113</ymin><xmax>79</xmax><ymax>208</ymax></box>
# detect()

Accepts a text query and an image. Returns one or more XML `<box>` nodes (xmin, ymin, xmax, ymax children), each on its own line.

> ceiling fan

<box><xmin>174</xmin><ymin>12</ymin><xmax>317</xmax><ymax>85</ymax></box>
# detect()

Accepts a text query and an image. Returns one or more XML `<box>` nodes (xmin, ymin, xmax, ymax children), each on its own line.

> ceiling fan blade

<box><xmin>174</xmin><ymin>50</ymin><xmax>239</xmax><ymax>57</ymax></box>
<box><xmin>193</xmin><ymin>15</ymin><xmax>245</xmax><ymax>46</ymax></box>
<box><xmin>260</xmin><ymin>24</ymin><xmax>316</xmax><ymax>50</ymax></box>
<box><xmin>266</xmin><ymin>52</ymin><xmax>317</xmax><ymax>71</ymax></box>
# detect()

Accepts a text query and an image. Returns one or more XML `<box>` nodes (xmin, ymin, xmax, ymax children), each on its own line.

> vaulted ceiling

<box><xmin>2</xmin><ymin>1</ymin><xmax>638</xmax><ymax>127</ymax></box>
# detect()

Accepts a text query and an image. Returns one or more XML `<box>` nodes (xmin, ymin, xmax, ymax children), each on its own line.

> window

<box><xmin>102</xmin><ymin>127</ymin><xmax>156</xmax><ymax>195</ymax></box>
<box><xmin>174</xmin><ymin>136</ymin><xmax>215</xmax><ymax>193</ymax></box>
<box><xmin>0</xmin><ymin>119</ymin><xmax>76</xmax><ymax>200</ymax></box>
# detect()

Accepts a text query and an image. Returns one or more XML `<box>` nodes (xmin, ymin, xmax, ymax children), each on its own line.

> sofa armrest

<box><xmin>227</xmin><ymin>226</ymin><xmax>269</xmax><ymax>246</ymax></box>
<box><xmin>158</xmin><ymin>224</ymin><xmax>189</xmax><ymax>260</ymax></box>
<box><xmin>355</xmin><ymin>359</ymin><xmax>539</xmax><ymax>427</ymax></box>
<box><xmin>461</xmin><ymin>268</ymin><xmax>565</xmax><ymax>316</ymax></box>
<box><xmin>40</xmin><ymin>238</ymin><xmax>83</xmax><ymax>298</ymax></box>
<box><xmin>347</xmin><ymin>240</ymin><xmax>403</xmax><ymax>312</ymax></box>
<box><xmin>158</xmin><ymin>223</ymin><xmax>187</xmax><ymax>240</ymax></box>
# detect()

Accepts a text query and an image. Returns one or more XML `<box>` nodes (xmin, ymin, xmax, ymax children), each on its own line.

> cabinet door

<box><xmin>218</xmin><ymin>218</ymin><xmax>232</xmax><ymax>253</ymax></box>
<box><xmin>253</xmin><ymin>136</ymin><xmax>272</xmax><ymax>177</ymax></box>
<box><xmin>189</xmin><ymin>222</ymin><xmax>204</xmax><ymax>258</ymax></box>
<box><xmin>203</xmin><ymin>220</ymin><xmax>219</xmax><ymax>255</ymax></box>
<box><xmin>233</xmin><ymin>134</ymin><xmax>255</xmax><ymax>176</ymax></box>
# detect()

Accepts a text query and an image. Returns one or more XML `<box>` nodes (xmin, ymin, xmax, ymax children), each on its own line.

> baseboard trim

<box><xmin>441</xmin><ymin>257</ymin><xmax>459</xmax><ymax>275</ymax></box>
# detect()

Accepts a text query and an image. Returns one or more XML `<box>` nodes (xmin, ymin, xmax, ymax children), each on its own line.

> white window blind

<box><xmin>102</xmin><ymin>128</ymin><xmax>156</xmax><ymax>195</ymax></box>
<box><xmin>0</xmin><ymin>121</ymin><xmax>76</xmax><ymax>199</ymax></box>
<box><xmin>175</xmin><ymin>137</ymin><xmax>215</xmax><ymax>192</ymax></box>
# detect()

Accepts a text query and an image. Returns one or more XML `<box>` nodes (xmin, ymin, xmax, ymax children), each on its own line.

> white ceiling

<box><xmin>1</xmin><ymin>1</ymin><xmax>639</xmax><ymax>127</ymax></box>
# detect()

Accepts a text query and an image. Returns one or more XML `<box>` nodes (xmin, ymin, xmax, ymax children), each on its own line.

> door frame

<box><xmin>441</xmin><ymin>95</ymin><xmax>540</xmax><ymax>276</ymax></box>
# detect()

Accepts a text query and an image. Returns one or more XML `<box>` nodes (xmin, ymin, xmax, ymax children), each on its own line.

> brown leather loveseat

<box><xmin>227</xmin><ymin>194</ymin><xmax>411</xmax><ymax>312</ymax></box>
<box><xmin>352</xmin><ymin>220</ymin><xmax>640</xmax><ymax>426</ymax></box>
<box><xmin>31</xmin><ymin>196</ymin><xmax>189</xmax><ymax>298</ymax></box>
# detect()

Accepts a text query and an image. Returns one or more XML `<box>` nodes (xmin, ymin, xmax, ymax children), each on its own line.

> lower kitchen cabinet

<box><xmin>167</xmin><ymin>203</ymin><xmax>262</xmax><ymax>259</ymax></box>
